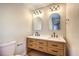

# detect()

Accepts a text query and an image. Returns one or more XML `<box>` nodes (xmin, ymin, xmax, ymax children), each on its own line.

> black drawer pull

<box><xmin>39</xmin><ymin>42</ymin><xmax>43</xmax><ymax>44</ymax></box>
<box><xmin>52</xmin><ymin>44</ymin><xmax>58</xmax><ymax>47</ymax></box>
<box><xmin>39</xmin><ymin>47</ymin><xmax>43</xmax><ymax>49</ymax></box>
<box><xmin>51</xmin><ymin>50</ymin><xmax>58</xmax><ymax>52</ymax></box>
<box><xmin>30</xmin><ymin>44</ymin><xmax>33</xmax><ymax>46</ymax></box>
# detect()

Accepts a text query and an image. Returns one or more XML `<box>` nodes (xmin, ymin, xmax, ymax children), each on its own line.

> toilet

<box><xmin>15</xmin><ymin>41</ymin><xmax>26</xmax><ymax>56</ymax></box>
<box><xmin>0</xmin><ymin>41</ymin><xmax>16</xmax><ymax>56</ymax></box>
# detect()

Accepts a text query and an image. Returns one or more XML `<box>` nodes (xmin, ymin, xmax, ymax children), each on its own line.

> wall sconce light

<box><xmin>50</xmin><ymin>7</ymin><xmax>53</xmax><ymax>11</ymax></box>
<box><xmin>39</xmin><ymin>10</ymin><xmax>41</xmax><ymax>13</ymax></box>
<box><xmin>49</xmin><ymin>5</ymin><xmax>60</xmax><ymax>11</ymax></box>
<box><xmin>33</xmin><ymin>9</ymin><xmax>42</xmax><ymax>15</ymax></box>
<box><xmin>36</xmin><ymin>10</ymin><xmax>38</xmax><ymax>14</ymax></box>
<box><xmin>34</xmin><ymin>11</ymin><xmax>36</xmax><ymax>15</ymax></box>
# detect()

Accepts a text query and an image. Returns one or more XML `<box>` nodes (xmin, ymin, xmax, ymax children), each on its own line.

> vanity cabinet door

<box><xmin>27</xmin><ymin>38</ymin><xmax>37</xmax><ymax>49</ymax></box>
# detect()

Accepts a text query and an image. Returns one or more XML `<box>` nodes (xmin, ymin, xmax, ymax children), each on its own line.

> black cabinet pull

<box><xmin>39</xmin><ymin>47</ymin><xmax>43</xmax><ymax>49</ymax></box>
<box><xmin>39</xmin><ymin>42</ymin><xmax>43</xmax><ymax>44</ymax></box>
<box><xmin>30</xmin><ymin>44</ymin><xmax>33</xmax><ymax>46</ymax></box>
<box><xmin>52</xmin><ymin>44</ymin><xmax>58</xmax><ymax>47</ymax></box>
<box><xmin>51</xmin><ymin>50</ymin><xmax>58</xmax><ymax>52</ymax></box>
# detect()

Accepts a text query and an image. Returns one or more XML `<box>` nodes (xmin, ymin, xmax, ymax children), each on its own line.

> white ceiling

<box><xmin>0</xmin><ymin>3</ymin><xmax>50</xmax><ymax>11</ymax></box>
<box><xmin>24</xmin><ymin>3</ymin><xmax>50</xmax><ymax>10</ymax></box>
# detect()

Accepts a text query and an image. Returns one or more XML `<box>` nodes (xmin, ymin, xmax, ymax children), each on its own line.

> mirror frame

<box><xmin>33</xmin><ymin>17</ymin><xmax>43</xmax><ymax>31</ymax></box>
<box><xmin>49</xmin><ymin>13</ymin><xmax>61</xmax><ymax>31</ymax></box>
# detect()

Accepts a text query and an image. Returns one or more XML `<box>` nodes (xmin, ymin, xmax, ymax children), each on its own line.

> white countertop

<box><xmin>27</xmin><ymin>35</ymin><xmax>66</xmax><ymax>43</ymax></box>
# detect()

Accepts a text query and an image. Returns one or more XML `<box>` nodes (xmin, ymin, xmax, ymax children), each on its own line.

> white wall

<box><xmin>66</xmin><ymin>3</ymin><xmax>79</xmax><ymax>56</ymax></box>
<box><xmin>0</xmin><ymin>4</ymin><xmax>32</xmax><ymax>55</ymax></box>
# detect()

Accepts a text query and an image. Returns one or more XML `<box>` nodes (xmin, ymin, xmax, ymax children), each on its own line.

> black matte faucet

<box><xmin>35</xmin><ymin>32</ymin><xmax>40</xmax><ymax>36</ymax></box>
<box><xmin>53</xmin><ymin>32</ymin><xmax>55</xmax><ymax>38</ymax></box>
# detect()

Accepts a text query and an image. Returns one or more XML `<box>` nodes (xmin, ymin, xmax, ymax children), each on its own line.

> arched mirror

<box><xmin>33</xmin><ymin>17</ymin><xmax>43</xmax><ymax>31</ymax></box>
<box><xmin>49</xmin><ymin>13</ymin><xmax>60</xmax><ymax>30</ymax></box>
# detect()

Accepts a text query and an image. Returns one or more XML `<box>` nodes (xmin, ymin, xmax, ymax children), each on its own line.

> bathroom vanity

<box><xmin>26</xmin><ymin>36</ymin><xmax>66</xmax><ymax>56</ymax></box>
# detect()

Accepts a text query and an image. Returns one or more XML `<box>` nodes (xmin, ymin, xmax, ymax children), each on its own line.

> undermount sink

<box><xmin>48</xmin><ymin>37</ymin><xmax>66</xmax><ymax>42</ymax></box>
<box><xmin>27</xmin><ymin>35</ymin><xmax>50</xmax><ymax>39</ymax></box>
<box><xmin>27</xmin><ymin>35</ymin><xmax>66</xmax><ymax>43</ymax></box>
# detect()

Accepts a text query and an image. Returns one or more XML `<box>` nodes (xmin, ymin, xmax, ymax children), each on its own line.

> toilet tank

<box><xmin>0</xmin><ymin>41</ymin><xmax>16</xmax><ymax>56</ymax></box>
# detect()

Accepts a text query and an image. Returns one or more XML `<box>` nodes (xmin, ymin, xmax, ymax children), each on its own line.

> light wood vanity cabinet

<box><xmin>27</xmin><ymin>37</ymin><xmax>66</xmax><ymax>56</ymax></box>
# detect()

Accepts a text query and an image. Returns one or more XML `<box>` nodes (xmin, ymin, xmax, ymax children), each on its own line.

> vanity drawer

<box><xmin>27</xmin><ymin>39</ymin><xmax>37</xmax><ymax>49</ymax></box>
<box><xmin>27</xmin><ymin>38</ymin><xmax>36</xmax><ymax>43</ymax></box>
<box><xmin>28</xmin><ymin>43</ymin><xmax>36</xmax><ymax>49</ymax></box>
<box><xmin>37</xmin><ymin>40</ymin><xmax>47</xmax><ymax>52</ymax></box>
<box><xmin>37</xmin><ymin>40</ymin><xmax>47</xmax><ymax>46</ymax></box>
<box><xmin>48</xmin><ymin>41</ymin><xmax>64</xmax><ymax>49</ymax></box>
<box><xmin>37</xmin><ymin>45</ymin><xmax>47</xmax><ymax>52</ymax></box>
<box><xmin>48</xmin><ymin>48</ymin><xmax>64</xmax><ymax>56</ymax></box>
